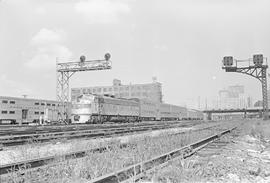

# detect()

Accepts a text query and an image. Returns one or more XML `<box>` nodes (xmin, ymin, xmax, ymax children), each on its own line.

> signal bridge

<box><xmin>56</xmin><ymin>53</ymin><xmax>112</xmax><ymax>122</ymax></box>
<box><xmin>222</xmin><ymin>54</ymin><xmax>268</xmax><ymax>120</ymax></box>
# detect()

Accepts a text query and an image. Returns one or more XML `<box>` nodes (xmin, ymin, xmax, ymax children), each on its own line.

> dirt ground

<box><xmin>150</xmin><ymin>119</ymin><xmax>270</xmax><ymax>183</ymax></box>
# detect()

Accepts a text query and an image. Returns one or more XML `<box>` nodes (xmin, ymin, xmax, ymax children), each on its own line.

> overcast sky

<box><xmin>0</xmin><ymin>0</ymin><xmax>270</xmax><ymax>108</ymax></box>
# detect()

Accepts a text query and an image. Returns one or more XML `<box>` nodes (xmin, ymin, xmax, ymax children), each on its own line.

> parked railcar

<box><xmin>71</xmin><ymin>94</ymin><xmax>140</xmax><ymax>123</ymax></box>
<box><xmin>186</xmin><ymin>109</ymin><xmax>203</xmax><ymax>120</ymax></box>
<box><xmin>172</xmin><ymin>105</ymin><xmax>188</xmax><ymax>120</ymax></box>
<box><xmin>0</xmin><ymin>96</ymin><xmax>64</xmax><ymax>125</ymax></box>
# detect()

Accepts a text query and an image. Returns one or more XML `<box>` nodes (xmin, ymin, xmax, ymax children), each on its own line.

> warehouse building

<box><xmin>71</xmin><ymin>78</ymin><xmax>163</xmax><ymax>103</ymax></box>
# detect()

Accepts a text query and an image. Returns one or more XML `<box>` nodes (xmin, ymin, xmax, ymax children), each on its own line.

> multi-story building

<box><xmin>71</xmin><ymin>78</ymin><xmax>163</xmax><ymax>103</ymax></box>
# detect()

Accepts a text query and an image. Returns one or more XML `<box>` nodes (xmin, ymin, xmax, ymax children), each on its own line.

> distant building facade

<box><xmin>71</xmin><ymin>78</ymin><xmax>163</xmax><ymax>103</ymax></box>
<box><xmin>217</xmin><ymin>85</ymin><xmax>250</xmax><ymax>109</ymax></box>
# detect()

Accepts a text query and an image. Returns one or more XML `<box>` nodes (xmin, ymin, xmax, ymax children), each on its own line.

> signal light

<box><xmin>253</xmin><ymin>54</ymin><xmax>263</xmax><ymax>66</ymax></box>
<box><xmin>223</xmin><ymin>56</ymin><xmax>233</xmax><ymax>66</ymax></box>
<box><xmin>104</xmin><ymin>53</ymin><xmax>111</xmax><ymax>61</ymax></box>
<box><xmin>80</xmin><ymin>55</ymin><xmax>86</xmax><ymax>62</ymax></box>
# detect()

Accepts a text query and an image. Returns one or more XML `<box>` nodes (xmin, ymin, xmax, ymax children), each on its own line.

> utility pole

<box><xmin>222</xmin><ymin>54</ymin><xmax>268</xmax><ymax>120</ymax></box>
<box><xmin>56</xmin><ymin>53</ymin><xmax>112</xmax><ymax>123</ymax></box>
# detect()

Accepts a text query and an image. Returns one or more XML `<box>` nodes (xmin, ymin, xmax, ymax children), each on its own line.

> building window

<box><xmin>41</xmin><ymin>103</ymin><xmax>45</xmax><ymax>106</ymax></box>
<box><xmin>52</xmin><ymin>104</ymin><xmax>56</xmax><ymax>106</ymax></box>
<box><xmin>9</xmin><ymin>101</ymin><xmax>15</xmax><ymax>104</ymax></box>
<box><xmin>109</xmin><ymin>88</ymin><xmax>112</xmax><ymax>92</ymax></box>
<box><xmin>114</xmin><ymin>87</ymin><xmax>118</xmax><ymax>91</ymax></box>
<box><xmin>88</xmin><ymin>89</ymin><xmax>91</xmax><ymax>93</ymax></box>
<box><xmin>2</xmin><ymin>100</ymin><xmax>8</xmax><ymax>104</ymax></box>
<box><xmin>1</xmin><ymin>111</ymin><xmax>7</xmax><ymax>114</ymax></box>
<box><xmin>34</xmin><ymin>102</ymin><xmax>39</xmax><ymax>105</ymax></box>
<box><xmin>126</xmin><ymin>86</ymin><xmax>129</xmax><ymax>91</ymax></box>
<box><xmin>98</xmin><ymin>88</ymin><xmax>101</xmax><ymax>92</ymax></box>
<box><xmin>34</xmin><ymin>111</ymin><xmax>39</xmax><ymax>115</ymax></box>
<box><xmin>47</xmin><ymin>103</ymin><xmax>51</xmax><ymax>106</ymax></box>
<box><xmin>9</xmin><ymin>111</ymin><xmax>15</xmax><ymax>114</ymax></box>
<box><xmin>104</xmin><ymin>88</ymin><xmax>107</xmax><ymax>92</ymax></box>
<box><xmin>41</xmin><ymin>112</ymin><xmax>44</xmax><ymax>114</ymax></box>
<box><xmin>93</xmin><ymin>89</ymin><xmax>96</xmax><ymax>93</ymax></box>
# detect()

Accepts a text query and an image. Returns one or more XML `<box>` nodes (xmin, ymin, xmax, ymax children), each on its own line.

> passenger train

<box><xmin>71</xmin><ymin>94</ymin><xmax>203</xmax><ymax>123</ymax></box>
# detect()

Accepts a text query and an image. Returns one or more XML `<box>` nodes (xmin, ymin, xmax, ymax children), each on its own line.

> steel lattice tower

<box><xmin>56</xmin><ymin>54</ymin><xmax>112</xmax><ymax>122</ymax></box>
<box><xmin>222</xmin><ymin>54</ymin><xmax>268</xmax><ymax>120</ymax></box>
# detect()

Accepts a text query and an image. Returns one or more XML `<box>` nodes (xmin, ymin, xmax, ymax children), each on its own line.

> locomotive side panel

<box><xmin>102</xmin><ymin>97</ymin><xmax>139</xmax><ymax>117</ymax></box>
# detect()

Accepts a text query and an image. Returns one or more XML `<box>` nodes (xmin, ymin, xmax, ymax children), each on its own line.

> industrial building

<box><xmin>0</xmin><ymin>96</ymin><xmax>65</xmax><ymax>125</ymax></box>
<box><xmin>71</xmin><ymin>78</ymin><xmax>163</xmax><ymax>103</ymax></box>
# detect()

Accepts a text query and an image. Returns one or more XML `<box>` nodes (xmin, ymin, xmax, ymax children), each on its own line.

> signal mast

<box><xmin>56</xmin><ymin>53</ymin><xmax>112</xmax><ymax>122</ymax></box>
<box><xmin>222</xmin><ymin>54</ymin><xmax>268</xmax><ymax>119</ymax></box>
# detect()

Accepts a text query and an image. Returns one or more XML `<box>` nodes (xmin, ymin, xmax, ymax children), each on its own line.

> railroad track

<box><xmin>0</xmin><ymin>122</ymin><xmax>233</xmax><ymax>179</ymax></box>
<box><xmin>0</xmin><ymin>120</ymin><xmax>209</xmax><ymax>147</ymax></box>
<box><xmin>89</xmin><ymin>124</ymin><xmax>240</xmax><ymax>183</ymax></box>
<box><xmin>0</xmin><ymin>120</ymin><xmax>208</xmax><ymax>136</ymax></box>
